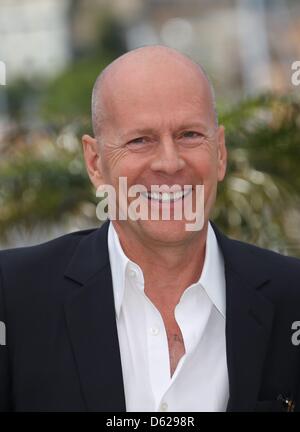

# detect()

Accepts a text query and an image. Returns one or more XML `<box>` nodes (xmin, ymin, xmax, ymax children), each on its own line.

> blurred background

<box><xmin>0</xmin><ymin>0</ymin><xmax>300</xmax><ymax>254</ymax></box>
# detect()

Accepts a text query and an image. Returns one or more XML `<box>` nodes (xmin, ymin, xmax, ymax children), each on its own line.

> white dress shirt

<box><xmin>107</xmin><ymin>221</ymin><xmax>229</xmax><ymax>412</ymax></box>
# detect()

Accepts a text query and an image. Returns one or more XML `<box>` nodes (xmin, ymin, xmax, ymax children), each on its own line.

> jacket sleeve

<box><xmin>0</xmin><ymin>259</ymin><xmax>12</xmax><ymax>411</ymax></box>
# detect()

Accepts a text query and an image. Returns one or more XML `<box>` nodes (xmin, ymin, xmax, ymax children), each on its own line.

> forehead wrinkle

<box><xmin>119</xmin><ymin>94</ymin><xmax>213</xmax><ymax>131</ymax></box>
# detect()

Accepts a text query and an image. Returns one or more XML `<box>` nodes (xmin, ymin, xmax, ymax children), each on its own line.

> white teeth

<box><xmin>141</xmin><ymin>188</ymin><xmax>192</xmax><ymax>202</ymax></box>
<box><xmin>162</xmin><ymin>192</ymin><xmax>169</xmax><ymax>202</ymax></box>
<box><xmin>174</xmin><ymin>191</ymin><xmax>184</xmax><ymax>200</ymax></box>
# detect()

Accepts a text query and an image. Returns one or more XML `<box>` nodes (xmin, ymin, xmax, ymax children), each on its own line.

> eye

<box><xmin>126</xmin><ymin>136</ymin><xmax>154</xmax><ymax>152</ymax></box>
<box><xmin>127</xmin><ymin>136</ymin><xmax>149</xmax><ymax>146</ymax></box>
<box><xmin>177</xmin><ymin>130</ymin><xmax>207</xmax><ymax>148</ymax></box>
<box><xmin>181</xmin><ymin>131</ymin><xmax>202</xmax><ymax>139</ymax></box>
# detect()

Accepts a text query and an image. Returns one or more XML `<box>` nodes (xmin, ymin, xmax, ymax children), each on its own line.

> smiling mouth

<box><xmin>141</xmin><ymin>188</ymin><xmax>193</xmax><ymax>203</ymax></box>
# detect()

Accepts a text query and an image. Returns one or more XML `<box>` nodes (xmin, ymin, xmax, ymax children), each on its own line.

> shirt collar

<box><xmin>107</xmin><ymin>221</ymin><xmax>130</xmax><ymax>319</ymax></box>
<box><xmin>107</xmin><ymin>221</ymin><xmax>226</xmax><ymax>319</ymax></box>
<box><xmin>198</xmin><ymin>222</ymin><xmax>226</xmax><ymax>318</ymax></box>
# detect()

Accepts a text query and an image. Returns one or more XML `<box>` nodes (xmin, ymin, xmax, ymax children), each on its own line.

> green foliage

<box><xmin>41</xmin><ymin>57</ymin><xmax>107</xmax><ymax>128</ymax></box>
<box><xmin>0</xmin><ymin>149</ymin><xmax>94</xmax><ymax>242</ymax></box>
<box><xmin>1</xmin><ymin>94</ymin><xmax>300</xmax><ymax>254</ymax></box>
<box><xmin>41</xmin><ymin>13</ymin><xmax>126</xmax><ymax>129</ymax></box>
<box><xmin>214</xmin><ymin>94</ymin><xmax>300</xmax><ymax>254</ymax></box>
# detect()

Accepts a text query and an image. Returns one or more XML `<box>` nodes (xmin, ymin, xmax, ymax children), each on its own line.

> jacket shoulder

<box><xmin>212</xmin><ymin>223</ymin><xmax>300</xmax><ymax>298</ymax></box>
<box><xmin>230</xmin><ymin>235</ymin><xmax>300</xmax><ymax>265</ymax></box>
<box><xmin>0</xmin><ymin>228</ymin><xmax>98</xmax><ymax>277</ymax></box>
<box><xmin>229</xmin><ymin>237</ymin><xmax>300</xmax><ymax>270</ymax></box>
<box><xmin>219</xmin><ymin>234</ymin><xmax>300</xmax><ymax>301</ymax></box>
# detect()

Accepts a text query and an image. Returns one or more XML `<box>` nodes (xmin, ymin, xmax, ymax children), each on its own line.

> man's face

<box><xmin>85</xmin><ymin>56</ymin><xmax>226</xmax><ymax>246</ymax></box>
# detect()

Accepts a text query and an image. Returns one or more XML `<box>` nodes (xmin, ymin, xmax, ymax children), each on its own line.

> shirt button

<box><xmin>159</xmin><ymin>402</ymin><xmax>168</xmax><ymax>412</ymax></box>
<box><xmin>150</xmin><ymin>326</ymin><xmax>159</xmax><ymax>336</ymax></box>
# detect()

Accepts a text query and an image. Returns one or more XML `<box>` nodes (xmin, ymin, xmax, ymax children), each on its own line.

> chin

<box><xmin>136</xmin><ymin>219</ymin><xmax>202</xmax><ymax>244</ymax></box>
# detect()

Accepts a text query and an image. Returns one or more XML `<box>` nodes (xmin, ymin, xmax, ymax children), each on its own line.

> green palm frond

<box><xmin>0</xmin><ymin>151</ymin><xmax>94</xmax><ymax>242</ymax></box>
<box><xmin>1</xmin><ymin>93</ymin><xmax>300</xmax><ymax>254</ymax></box>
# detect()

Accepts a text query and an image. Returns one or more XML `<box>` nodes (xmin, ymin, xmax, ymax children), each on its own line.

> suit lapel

<box><xmin>213</xmin><ymin>225</ymin><xmax>275</xmax><ymax>411</ymax></box>
<box><xmin>62</xmin><ymin>220</ymin><xmax>275</xmax><ymax>412</ymax></box>
<box><xmin>64</xmin><ymin>221</ymin><xmax>126</xmax><ymax>412</ymax></box>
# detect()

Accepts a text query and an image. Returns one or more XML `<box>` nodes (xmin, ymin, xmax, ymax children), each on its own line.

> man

<box><xmin>0</xmin><ymin>45</ymin><xmax>300</xmax><ymax>412</ymax></box>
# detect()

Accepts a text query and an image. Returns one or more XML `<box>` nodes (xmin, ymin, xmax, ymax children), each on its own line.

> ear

<box><xmin>82</xmin><ymin>134</ymin><xmax>104</xmax><ymax>189</ymax></box>
<box><xmin>216</xmin><ymin>125</ymin><xmax>227</xmax><ymax>182</ymax></box>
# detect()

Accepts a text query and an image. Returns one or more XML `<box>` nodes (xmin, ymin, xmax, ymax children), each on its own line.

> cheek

<box><xmin>101</xmin><ymin>147</ymin><xmax>128</xmax><ymax>182</ymax></box>
<box><xmin>102</xmin><ymin>149</ymin><xmax>148</xmax><ymax>185</ymax></box>
<box><xmin>103</xmin><ymin>146</ymin><xmax>125</xmax><ymax>170</ymax></box>
<box><xmin>192</xmin><ymin>150</ymin><xmax>219</xmax><ymax>183</ymax></box>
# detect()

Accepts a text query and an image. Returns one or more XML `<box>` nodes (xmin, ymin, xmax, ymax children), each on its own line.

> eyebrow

<box><xmin>177</xmin><ymin>122</ymin><xmax>210</xmax><ymax>132</ymax></box>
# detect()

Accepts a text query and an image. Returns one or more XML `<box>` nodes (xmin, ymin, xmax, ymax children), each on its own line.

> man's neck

<box><xmin>112</xmin><ymin>221</ymin><xmax>208</xmax><ymax>310</ymax></box>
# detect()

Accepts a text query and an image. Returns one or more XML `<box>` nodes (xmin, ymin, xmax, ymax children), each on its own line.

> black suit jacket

<box><xmin>0</xmin><ymin>220</ymin><xmax>300</xmax><ymax>412</ymax></box>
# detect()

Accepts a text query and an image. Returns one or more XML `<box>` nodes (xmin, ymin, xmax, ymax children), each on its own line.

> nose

<box><xmin>150</xmin><ymin>136</ymin><xmax>186</xmax><ymax>175</ymax></box>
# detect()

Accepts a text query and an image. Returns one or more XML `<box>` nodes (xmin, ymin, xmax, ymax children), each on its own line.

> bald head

<box><xmin>91</xmin><ymin>45</ymin><xmax>218</xmax><ymax>138</ymax></box>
